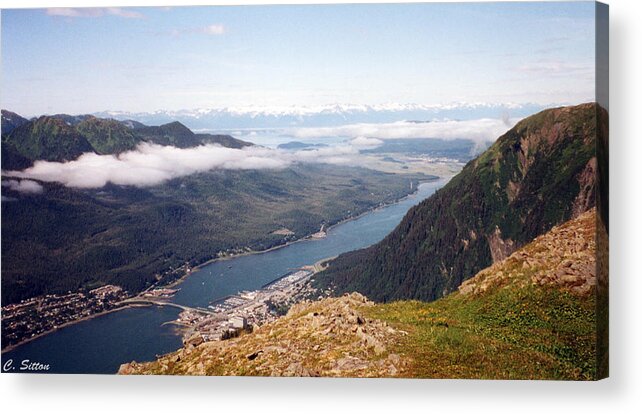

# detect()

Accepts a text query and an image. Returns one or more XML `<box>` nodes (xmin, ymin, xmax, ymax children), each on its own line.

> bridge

<box><xmin>121</xmin><ymin>298</ymin><xmax>221</xmax><ymax>318</ymax></box>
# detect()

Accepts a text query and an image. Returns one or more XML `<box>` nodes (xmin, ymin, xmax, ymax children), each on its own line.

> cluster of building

<box><xmin>2</xmin><ymin>262</ymin><xmax>330</xmax><ymax>351</ymax></box>
<box><xmin>90</xmin><ymin>285</ymin><xmax>125</xmax><ymax>300</ymax></box>
<box><xmin>176</xmin><ymin>310</ymin><xmax>250</xmax><ymax>343</ymax></box>
<box><xmin>141</xmin><ymin>288</ymin><xmax>179</xmax><ymax>299</ymax></box>
<box><xmin>175</xmin><ymin>269</ymin><xmax>319</xmax><ymax>343</ymax></box>
<box><xmin>1</xmin><ymin>285</ymin><xmax>128</xmax><ymax>349</ymax></box>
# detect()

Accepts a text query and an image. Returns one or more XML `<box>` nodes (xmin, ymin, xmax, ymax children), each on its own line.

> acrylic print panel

<box><xmin>0</xmin><ymin>1</ymin><xmax>608</xmax><ymax>379</ymax></box>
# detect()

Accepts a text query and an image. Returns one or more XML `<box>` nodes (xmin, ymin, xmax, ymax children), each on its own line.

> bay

<box><xmin>1</xmin><ymin>178</ymin><xmax>446</xmax><ymax>374</ymax></box>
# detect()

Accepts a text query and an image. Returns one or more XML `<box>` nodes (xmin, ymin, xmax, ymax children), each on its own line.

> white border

<box><xmin>1</xmin><ymin>1</ymin><xmax>640</xmax><ymax>413</ymax></box>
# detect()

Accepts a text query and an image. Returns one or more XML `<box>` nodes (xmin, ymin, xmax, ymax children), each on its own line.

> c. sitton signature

<box><xmin>2</xmin><ymin>359</ymin><xmax>50</xmax><ymax>372</ymax></box>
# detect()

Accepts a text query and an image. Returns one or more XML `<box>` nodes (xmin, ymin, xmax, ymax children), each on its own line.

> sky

<box><xmin>1</xmin><ymin>2</ymin><xmax>596</xmax><ymax>116</ymax></box>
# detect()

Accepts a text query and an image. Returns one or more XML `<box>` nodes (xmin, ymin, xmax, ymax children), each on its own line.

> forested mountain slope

<box><xmin>316</xmin><ymin>103</ymin><xmax>602</xmax><ymax>302</ymax></box>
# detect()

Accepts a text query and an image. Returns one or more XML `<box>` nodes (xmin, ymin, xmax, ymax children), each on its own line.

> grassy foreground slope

<box><xmin>123</xmin><ymin>209</ymin><xmax>598</xmax><ymax>379</ymax></box>
<box><xmin>367</xmin><ymin>209</ymin><xmax>597</xmax><ymax>380</ymax></box>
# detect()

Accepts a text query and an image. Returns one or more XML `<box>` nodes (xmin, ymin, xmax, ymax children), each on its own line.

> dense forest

<box><xmin>2</xmin><ymin>163</ymin><xmax>426</xmax><ymax>305</ymax></box>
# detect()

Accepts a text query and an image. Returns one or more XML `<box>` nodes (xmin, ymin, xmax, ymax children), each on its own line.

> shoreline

<box><xmin>160</xmin><ymin>177</ymin><xmax>441</xmax><ymax>290</ymax></box>
<box><xmin>2</xmin><ymin>176</ymin><xmax>444</xmax><ymax>355</ymax></box>
<box><xmin>1</xmin><ymin>303</ymin><xmax>152</xmax><ymax>355</ymax></box>
<box><xmin>165</xmin><ymin>257</ymin><xmax>334</xmax><ymax>345</ymax></box>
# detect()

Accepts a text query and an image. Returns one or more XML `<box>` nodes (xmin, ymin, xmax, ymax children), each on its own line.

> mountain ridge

<box><xmin>93</xmin><ymin>102</ymin><xmax>548</xmax><ymax>129</ymax></box>
<box><xmin>314</xmin><ymin>103</ymin><xmax>602</xmax><ymax>303</ymax></box>
<box><xmin>1</xmin><ymin>110</ymin><xmax>29</xmax><ymax>134</ymax></box>
<box><xmin>1</xmin><ymin>111</ymin><xmax>252</xmax><ymax>170</ymax></box>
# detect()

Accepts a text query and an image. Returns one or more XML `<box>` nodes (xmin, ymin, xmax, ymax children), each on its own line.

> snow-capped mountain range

<box><xmin>95</xmin><ymin>102</ymin><xmax>550</xmax><ymax>130</ymax></box>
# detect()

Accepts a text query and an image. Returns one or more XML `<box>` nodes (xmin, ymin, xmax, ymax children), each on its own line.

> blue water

<box><xmin>172</xmin><ymin>179</ymin><xmax>446</xmax><ymax>307</ymax></box>
<box><xmin>210</xmin><ymin>128</ymin><xmax>348</xmax><ymax>148</ymax></box>
<box><xmin>1</xmin><ymin>178</ymin><xmax>445</xmax><ymax>374</ymax></box>
<box><xmin>2</xmin><ymin>306</ymin><xmax>182</xmax><ymax>374</ymax></box>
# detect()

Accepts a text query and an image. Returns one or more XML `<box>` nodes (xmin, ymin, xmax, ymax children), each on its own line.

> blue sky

<box><xmin>1</xmin><ymin>2</ymin><xmax>596</xmax><ymax>116</ymax></box>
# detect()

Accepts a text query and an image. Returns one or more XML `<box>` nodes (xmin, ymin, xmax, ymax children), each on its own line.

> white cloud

<box><xmin>105</xmin><ymin>8</ymin><xmax>145</xmax><ymax>19</ymax></box>
<box><xmin>1</xmin><ymin>179</ymin><xmax>44</xmax><ymax>194</ymax></box>
<box><xmin>164</xmin><ymin>24</ymin><xmax>226</xmax><ymax>38</ymax></box>
<box><xmin>46</xmin><ymin>8</ymin><xmax>101</xmax><ymax>18</ymax></box>
<box><xmin>515</xmin><ymin>60</ymin><xmax>593</xmax><ymax>78</ymax></box>
<box><xmin>166</xmin><ymin>24</ymin><xmax>226</xmax><ymax>38</ymax></box>
<box><xmin>3</xmin><ymin>118</ymin><xmax>517</xmax><ymax>191</ymax></box>
<box><xmin>349</xmin><ymin>136</ymin><xmax>384</xmax><ymax>149</ymax></box>
<box><xmin>4</xmin><ymin>142</ymin><xmax>374</xmax><ymax>189</ymax></box>
<box><xmin>46</xmin><ymin>8</ymin><xmax>144</xmax><ymax>19</ymax></box>
<box><xmin>201</xmin><ymin>24</ymin><xmax>225</xmax><ymax>36</ymax></box>
<box><xmin>287</xmin><ymin>118</ymin><xmax>518</xmax><ymax>143</ymax></box>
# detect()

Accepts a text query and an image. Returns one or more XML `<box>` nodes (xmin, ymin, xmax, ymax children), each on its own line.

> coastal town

<box><xmin>158</xmin><ymin>264</ymin><xmax>331</xmax><ymax>346</ymax></box>
<box><xmin>1</xmin><ymin>285</ymin><xmax>128</xmax><ymax>350</ymax></box>
<box><xmin>0</xmin><ymin>186</ymin><xmax>404</xmax><ymax>354</ymax></box>
<box><xmin>1</xmin><ymin>254</ymin><xmax>333</xmax><ymax>353</ymax></box>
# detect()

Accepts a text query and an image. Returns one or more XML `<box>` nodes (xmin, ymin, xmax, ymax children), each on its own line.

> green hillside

<box><xmin>1</xmin><ymin>112</ymin><xmax>251</xmax><ymax>170</ymax></box>
<box><xmin>134</xmin><ymin>121</ymin><xmax>204</xmax><ymax>148</ymax></box>
<box><xmin>2</xmin><ymin>116</ymin><xmax>95</xmax><ymax>166</ymax></box>
<box><xmin>75</xmin><ymin>117</ymin><xmax>142</xmax><ymax>154</ymax></box>
<box><xmin>365</xmin><ymin>209</ymin><xmax>598</xmax><ymax>379</ymax></box>
<box><xmin>1</xmin><ymin>109</ymin><xmax>29</xmax><ymax>134</ymax></box>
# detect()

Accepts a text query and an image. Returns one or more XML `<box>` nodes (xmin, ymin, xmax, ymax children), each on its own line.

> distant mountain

<box><xmin>362</xmin><ymin>138</ymin><xmax>481</xmax><ymax>162</ymax></box>
<box><xmin>95</xmin><ymin>102</ymin><xmax>547</xmax><ymax>129</ymax></box>
<box><xmin>48</xmin><ymin>113</ymin><xmax>94</xmax><ymax>126</ymax></box>
<box><xmin>195</xmin><ymin>133</ymin><xmax>254</xmax><ymax>149</ymax></box>
<box><xmin>1</xmin><ymin>110</ymin><xmax>29</xmax><ymax>134</ymax></box>
<box><xmin>120</xmin><ymin>119</ymin><xmax>147</xmax><ymax>129</ymax></box>
<box><xmin>1</xmin><ymin>112</ymin><xmax>252</xmax><ymax>170</ymax></box>
<box><xmin>133</xmin><ymin>121</ymin><xmax>202</xmax><ymax>148</ymax></box>
<box><xmin>76</xmin><ymin>117</ymin><xmax>142</xmax><ymax>154</ymax></box>
<box><xmin>315</xmin><ymin>103</ymin><xmax>603</xmax><ymax>302</ymax></box>
<box><xmin>3</xmin><ymin>116</ymin><xmax>96</xmax><ymax>165</ymax></box>
<box><xmin>277</xmin><ymin>141</ymin><xmax>329</xmax><ymax>150</ymax></box>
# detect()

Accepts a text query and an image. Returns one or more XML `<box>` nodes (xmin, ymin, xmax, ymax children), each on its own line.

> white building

<box><xmin>229</xmin><ymin>316</ymin><xmax>247</xmax><ymax>329</ymax></box>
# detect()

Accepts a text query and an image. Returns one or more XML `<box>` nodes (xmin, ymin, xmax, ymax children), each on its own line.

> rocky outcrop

<box><xmin>487</xmin><ymin>226</ymin><xmax>516</xmax><ymax>263</ymax></box>
<box><xmin>572</xmin><ymin>157</ymin><xmax>597</xmax><ymax>219</ymax></box>
<box><xmin>460</xmin><ymin>208</ymin><xmax>596</xmax><ymax>297</ymax></box>
<box><xmin>119</xmin><ymin>293</ymin><xmax>407</xmax><ymax>377</ymax></box>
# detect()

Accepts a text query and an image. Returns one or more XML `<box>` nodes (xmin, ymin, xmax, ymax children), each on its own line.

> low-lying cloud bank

<box><xmin>2</xmin><ymin>117</ymin><xmax>517</xmax><ymax>190</ymax></box>
<box><xmin>286</xmin><ymin>118</ymin><xmax>518</xmax><ymax>142</ymax></box>
<box><xmin>1</xmin><ymin>179</ymin><xmax>44</xmax><ymax>194</ymax></box>
<box><xmin>4</xmin><ymin>139</ymin><xmax>375</xmax><ymax>189</ymax></box>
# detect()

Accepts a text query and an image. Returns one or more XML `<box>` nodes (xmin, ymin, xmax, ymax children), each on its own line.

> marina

<box><xmin>176</xmin><ymin>268</ymin><xmax>316</xmax><ymax>343</ymax></box>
